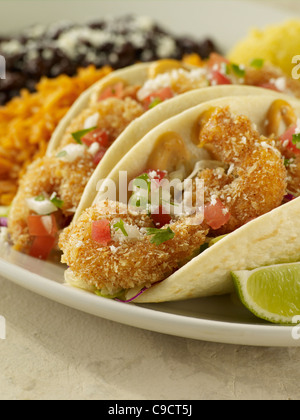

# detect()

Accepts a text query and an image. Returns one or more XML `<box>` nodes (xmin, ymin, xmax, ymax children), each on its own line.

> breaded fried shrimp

<box><xmin>8</xmin><ymin>97</ymin><xmax>145</xmax><ymax>253</ymax></box>
<box><xmin>197</xmin><ymin>107</ymin><xmax>287</xmax><ymax>231</ymax></box>
<box><xmin>59</xmin><ymin>200</ymin><xmax>209</xmax><ymax>293</ymax></box>
<box><xmin>245</xmin><ymin>64</ymin><xmax>300</xmax><ymax>98</ymax></box>
<box><xmin>58</xmin><ymin>97</ymin><xmax>144</xmax><ymax>150</ymax></box>
<box><xmin>60</xmin><ymin>107</ymin><xmax>288</xmax><ymax>295</ymax></box>
<box><xmin>8</xmin><ymin>152</ymin><xmax>95</xmax><ymax>252</ymax></box>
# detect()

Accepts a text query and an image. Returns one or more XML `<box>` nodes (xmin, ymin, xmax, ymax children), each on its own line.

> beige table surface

<box><xmin>1</xmin><ymin>0</ymin><xmax>300</xmax><ymax>401</ymax></box>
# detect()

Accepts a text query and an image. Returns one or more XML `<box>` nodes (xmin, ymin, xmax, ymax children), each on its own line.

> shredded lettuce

<box><xmin>71</xmin><ymin>126</ymin><xmax>97</xmax><ymax>144</ymax></box>
<box><xmin>95</xmin><ymin>289</ymin><xmax>124</xmax><ymax>299</ymax></box>
<box><xmin>0</xmin><ymin>206</ymin><xmax>10</xmax><ymax>218</ymax></box>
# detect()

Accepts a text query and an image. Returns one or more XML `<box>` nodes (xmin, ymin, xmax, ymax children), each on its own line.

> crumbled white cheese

<box><xmin>271</xmin><ymin>77</ymin><xmax>286</xmax><ymax>92</ymax></box>
<box><xmin>157</xmin><ymin>36</ymin><xmax>177</xmax><ymax>58</ymax></box>
<box><xmin>1</xmin><ymin>40</ymin><xmax>24</xmax><ymax>55</ymax></box>
<box><xmin>295</xmin><ymin>118</ymin><xmax>300</xmax><ymax>135</ymax></box>
<box><xmin>135</xmin><ymin>16</ymin><xmax>154</xmax><ymax>31</ymax></box>
<box><xmin>88</xmin><ymin>142</ymin><xmax>100</xmax><ymax>156</ymax></box>
<box><xmin>42</xmin><ymin>49</ymin><xmax>54</xmax><ymax>60</ymax></box>
<box><xmin>210</xmin><ymin>195</ymin><xmax>218</xmax><ymax>206</ymax></box>
<box><xmin>147</xmin><ymin>170</ymin><xmax>159</xmax><ymax>179</ymax></box>
<box><xmin>84</xmin><ymin>112</ymin><xmax>99</xmax><ymax>130</ymax></box>
<box><xmin>108</xmin><ymin>52</ymin><xmax>119</xmax><ymax>64</ymax></box>
<box><xmin>137</xmin><ymin>67</ymin><xmax>207</xmax><ymax>101</ymax></box>
<box><xmin>111</xmin><ymin>218</ymin><xmax>143</xmax><ymax>243</ymax></box>
<box><xmin>55</xmin><ymin>28</ymin><xmax>123</xmax><ymax>59</ymax></box>
<box><xmin>57</xmin><ymin>144</ymin><xmax>86</xmax><ymax>163</ymax></box>
<box><xmin>109</xmin><ymin>245</ymin><xmax>118</xmax><ymax>254</ymax></box>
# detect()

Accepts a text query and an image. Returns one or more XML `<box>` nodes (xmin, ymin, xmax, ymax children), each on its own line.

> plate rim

<box><xmin>1</xmin><ymin>0</ymin><xmax>300</xmax><ymax>348</ymax></box>
<box><xmin>0</xmin><ymin>254</ymin><xmax>299</xmax><ymax>347</ymax></box>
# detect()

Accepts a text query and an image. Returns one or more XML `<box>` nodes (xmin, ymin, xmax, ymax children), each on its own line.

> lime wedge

<box><xmin>231</xmin><ymin>262</ymin><xmax>300</xmax><ymax>325</ymax></box>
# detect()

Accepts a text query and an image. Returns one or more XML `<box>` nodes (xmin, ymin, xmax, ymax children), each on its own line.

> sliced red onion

<box><xmin>0</xmin><ymin>217</ymin><xmax>8</xmax><ymax>227</ymax></box>
<box><xmin>115</xmin><ymin>280</ymin><xmax>163</xmax><ymax>303</ymax></box>
<box><xmin>115</xmin><ymin>287</ymin><xmax>148</xmax><ymax>303</ymax></box>
<box><xmin>284</xmin><ymin>194</ymin><xmax>295</xmax><ymax>202</ymax></box>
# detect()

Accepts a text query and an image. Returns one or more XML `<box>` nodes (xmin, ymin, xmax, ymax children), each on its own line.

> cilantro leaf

<box><xmin>231</xmin><ymin>63</ymin><xmax>246</xmax><ymax>78</ymax></box>
<box><xmin>284</xmin><ymin>158</ymin><xmax>292</xmax><ymax>167</ymax></box>
<box><xmin>133</xmin><ymin>173</ymin><xmax>151</xmax><ymax>191</ymax></box>
<box><xmin>50</xmin><ymin>195</ymin><xmax>64</xmax><ymax>209</ymax></box>
<box><xmin>250</xmin><ymin>58</ymin><xmax>264</xmax><ymax>69</ymax></box>
<box><xmin>113</xmin><ymin>219</ymin><xmax>128</xmax><ymax>237</ymax></box>
<box><xmin>149</xmin><ymin>97</ymin><xmax>162</xmax><ymax>109</ymax></box>
<box><xmin>292</xmin><ymin>133</ymin><xmax>300</xmax><ymax>149</ymax></box>
<box><xmin>71</xmin><ymin>127</ymin><xmax>97</xmax><ymax>144</ymax></box>
<box><xmin>146</xmin><ymin>226</ymin><xmax>175</xmax><ymax>246</ymax></box>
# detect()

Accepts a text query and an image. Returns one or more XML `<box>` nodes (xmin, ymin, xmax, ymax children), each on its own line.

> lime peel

<box><xmin>232</xmin><ymin>262</ymin><xmax>300</xmax><ymax>325</ymax></box>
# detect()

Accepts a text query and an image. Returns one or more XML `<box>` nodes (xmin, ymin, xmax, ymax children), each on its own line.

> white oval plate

<box><xmin>1</xmin><ymin>0</ymin><xmax>299</xmax><ymax>347</ymax></box>
<box><xmin>0</xmin><ymin>242</ymin><xmax>299</xmax><ymax>347</ymax></box>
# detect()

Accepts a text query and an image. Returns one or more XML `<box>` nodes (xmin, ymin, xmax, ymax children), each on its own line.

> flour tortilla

<box><xmin>75</xmin><ymin>84</ymin><xmax>285</xmax><ymax>219</ymax></box>
<box><xmin>42</xmin><ymin>60</ymin><xmax>287</xmax><ymax>220</ymax></box>
<box><xmin>73</xmin><ymin>94</ymin><xmax>300</xmax><ymax>303</ymax></box>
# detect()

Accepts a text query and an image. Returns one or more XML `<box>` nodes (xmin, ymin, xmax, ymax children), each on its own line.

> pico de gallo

<box><xmin>9</xmin><ymin>54</ymin><xmax>300</xmax><ymax>259</ymax></box>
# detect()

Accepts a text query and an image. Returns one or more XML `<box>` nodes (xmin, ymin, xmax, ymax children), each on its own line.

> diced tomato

<box><xmin>151</xmin><ymin>206</ymin><xmax>172</xmax><ymax>229</ymax></box>
<box><xmin>29</xmin><ymin>235</ymin><xmax>56</xmax><ymax>260</ymax></box>
<box><xmin>210</xmin><ymin>70</ymin><xmax>232</xmax><ymax>86</ymax></box>
<box><xmin>143</xmin><ymin>87</ymin><xmax>174</xmax><ymax>109</ymax></box>
<box><xmin>28</xmin><ymin>214</ymin><xmax>57</xmax><ymax>237</ymax></box>
<box><xmin>92</xmin><ymin>219</ymin><xmax>112</xmax><ymax>246</ymax></box>
<box><xmin>206</xmin><ymin>53</ymin><xmax>230</xmax><ymax>69</ymax></box>
<box><xmin>256</xmin><ymin>82</ymin><xmax>280</xmax><ymax>92</ymax></box>
<box><xmin>204</xmin><ymin>198</ymin><xmax>231</xmax><ymax>230</ymax></box>
<box><xmin>98</xmin><ymin>82</ymin><xmax>124</xmax><ymax>101</ymax></box>
<box><xmin>279</xmin><ymin>124</ymin><xmax>300</xmax><ymax>154</ymax></box>
<box><xmin>146</xmin><ymin>169</ymin><xmax>167</xmax><ymax>181</ymax></box>
<box><xmin>206</xmin><ymin>53</ymin><xmax>232</xmax><ymax>86</ymax></box>
<box><xmin>93</xmin><ymin>148</ymin><xmax>107</xmax><ymax>166</ymax></box>
<box><xmin>82</xmin><ymin>129</ymin><xmax>110</xmax><ymax>148</ymax></box>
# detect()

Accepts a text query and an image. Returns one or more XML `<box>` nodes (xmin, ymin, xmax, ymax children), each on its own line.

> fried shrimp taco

<box><xmin>60</xmin><ymin>95</ymin><xmax>300</xmax><ymax>303</ymax></box>
<box><xmin>8</xmin><ymin>55</ymin><xmax>300</xmax><ymax>260</ymax></box>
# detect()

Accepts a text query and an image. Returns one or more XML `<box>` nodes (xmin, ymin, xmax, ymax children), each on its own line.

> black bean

<box><xmin>0</xmin><ymin>16</ymin><xmax>220</xmax><ymax>105</ymax></box>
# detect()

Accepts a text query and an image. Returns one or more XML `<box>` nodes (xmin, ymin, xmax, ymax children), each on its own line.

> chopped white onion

<box><xmin>41</xmin><ymin>215</ymin><xmax>54</xmax><ymax>234</ymax></box>
<box><xmin>26</xmin><ymin>197</ymin><xmax>57</xmax><ymax>215</ymax></box>
<box><xmin>88</xmin><ymin>142</ymin><xmax>100</xmax><ymax>156</ymax></box>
